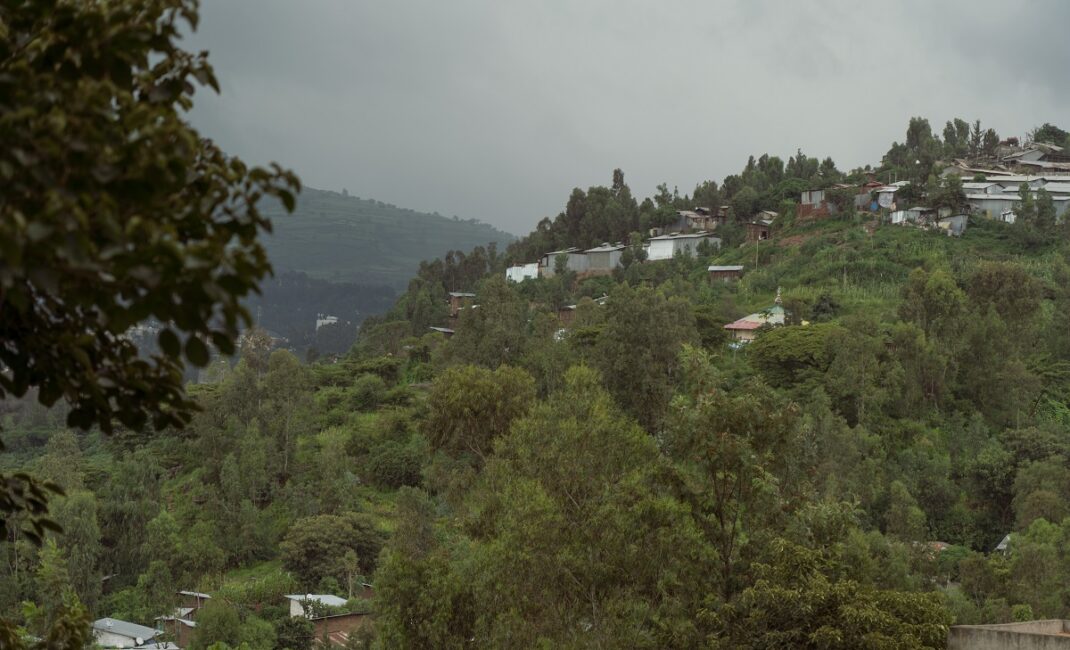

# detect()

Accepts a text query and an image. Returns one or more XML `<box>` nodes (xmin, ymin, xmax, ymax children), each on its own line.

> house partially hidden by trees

<box><xmin>92</xmin><ymin>618</ymin><xmax>172</xmax><ymax>649</ymax></box>
<box><xmin>505</xmin><ymin>262</ymin><xmax>539</xmax><ymax>283</ymax></box>
<box><xmin>723</xmin><ymin>290</ymin><xmax>786</xmax><ymax>343</ymax></box>
<box><xmin>447</xmin><ymin>292</ymin><xmax>476</xmax><ymax>318</ymax></box>
<box><xmin>645</xmin><ymin>232</ymin><xmax>720</xmax><ymax>261</ymax></box>
<box><xmin>674</xmin><ymin>206</ymin><xmax>725</xmax><ymax>231</ymax></box>
<box><xmin>538</xmin><ymin>247</ymin><xmax>589</xmax><ymax>277</ymax></box>
<box><xmin>285</xmin><ymin>594</ymin><xmax>349</xmax><ymax>618</ymax></box>
<box><xmin>798</xmin><ymin>188</ymin><xmax>836</xmax><ymax>218</ymax></box>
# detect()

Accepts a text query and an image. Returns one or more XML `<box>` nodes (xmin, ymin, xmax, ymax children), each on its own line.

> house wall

<box><xmin>177</xmin><ymin>622</ymin><xmax>195</xmax><ymax>648</ymax></box>
<box><xmin>968</xmin><ymin>196</ymin><xmax>1018</xmax><ymax>219</ymax></box>
<box><xmin>646</xmin><ymin>239</ymin><xmax>677</xmax><ymax>261</ymax></box>
<box><xmin>586</xmin><ymin>250</ymin><xmax>621</xmax><ymax>271</ymax></box>
<box><xmin>728</xmin><ymin>328</ymin><xmax>758</xmax><ymax>343</ymax></box>
<box><xmin>505</xmin><ymin>263</ymin><xmax>539</xmax><ymax>282</ymax></box>
<box><xmin>159</xmin><ymin>620</ymin><xmax>196</xmax><ymax>648</ymax></box>
<box><xmin>709</xmin><ymin>270</ymin><xmax>742</xmax><ymax>282</ymax></box>
<box><xmin>448</xmin><ymin>295</ymin><xmax>474</xmax><ymax>317</ymax></box>
<box><xmin>94</xmin><ymin>631</ymin><xmax>141</xmax><ymax>648</ymax></box>
<box><xmin>746</xmin><ymin>224</ymin><xmax>770</xmax><ymax>241</ymax></box>
<box><xmin>289</xmin><ymin>600</ymin><xmax>306</xmax><ymax>618</ymax></box>
<box><xmin>540</xmin><ymin>253</ymin><xmax>588</xmax><ymax>277</ymax></box>
<box><xmin>178</xmin><ymin>595</ymin><xmax>207</xmax><ymax>611</ymax></box>
<box><xmin>948</xmin><ymin>621</ymin><xmax>1070</xmax><ymax>649</ymax></box>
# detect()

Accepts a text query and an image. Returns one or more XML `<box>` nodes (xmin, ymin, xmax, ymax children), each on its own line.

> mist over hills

<box><xmin>259</xmin><ymin>187</ymin><xmax>515</xmax><ymax>290</ymax></box>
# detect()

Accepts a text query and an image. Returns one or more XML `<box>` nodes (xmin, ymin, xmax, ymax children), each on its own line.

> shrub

<box><xmin>365</xmin><ymin>441</ymin><xmax>423</xmax><ymax>489</ymax></box>
<box><xmin>351</xmin><ymin>374</ymin><xmax>387</xmax><ymax>411</ymax></box>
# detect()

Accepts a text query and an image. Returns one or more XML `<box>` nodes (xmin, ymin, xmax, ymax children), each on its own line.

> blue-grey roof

<box><xmin>93</xmin><ymin>618</ymin><xmax>159</xmax><ymax>642</ymax></box>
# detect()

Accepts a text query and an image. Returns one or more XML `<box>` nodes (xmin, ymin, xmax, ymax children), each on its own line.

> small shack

<box><xmin>708</xmin><ymin>265</ymin><xmax>744</xmax><ymax>282</ymax></box>
<box><xmin>448</xmin><ymin>292</ymin><xmax>476</xmax><ymax>318</ymax></box>
<box><xmin>745</xmin><ymin>219</ymin><xmax>772</xmax><ymax>242</ymax></box>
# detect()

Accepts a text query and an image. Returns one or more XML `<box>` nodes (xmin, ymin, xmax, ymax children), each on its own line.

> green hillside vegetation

<box><xmin>259</xmin><ymin>187</ymin><xmax>514</xmax><ymax>289</ymax></box>
<box><xmin>8</xmin><ymin>51</ymin><xmax>1070</xmax><ymax>650</ymax></box>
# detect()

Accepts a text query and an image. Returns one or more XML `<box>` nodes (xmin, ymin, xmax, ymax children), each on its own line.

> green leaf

<box><xmin>279</xmin><ymin>189</ymin><xmax>296</xmax><ymax>212</ymax></box>
<box><xmin>185</xmin><ymin>336</ymin><xmax>210</xmax><ymax>367</ymax></box>
<box><xmin>158</xmin><ymin>328</ymin><xmax>181</xmax><ymax>358</ymax></box>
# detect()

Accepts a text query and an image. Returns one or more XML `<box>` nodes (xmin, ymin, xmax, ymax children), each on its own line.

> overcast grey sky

<box><xmin>184</xmin><ymin>0</ymin><xmax>1070</xmax><ymax>235</ymax></box>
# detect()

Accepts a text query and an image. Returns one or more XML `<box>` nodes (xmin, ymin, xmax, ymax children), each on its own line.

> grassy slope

<box><xmin>709</xmin><ymin>214</ymin><xmax>1055</xmax><ymax>318</ymax></box>
<box><xmin>259</xmin><ymin>187</ymin><xmax>515</xmax><ymax>289</ymax></box>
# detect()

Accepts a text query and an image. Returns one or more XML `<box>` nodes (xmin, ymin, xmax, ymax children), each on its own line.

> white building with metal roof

<box><xmin>646</xmin><ymin>232</ymin><xmax>720</xmax><ymax>261</ymax></box>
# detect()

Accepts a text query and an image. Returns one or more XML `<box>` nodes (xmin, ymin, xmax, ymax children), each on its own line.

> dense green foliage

<box><xmin>6</xmin><ymin>1</ymin><xmax>1070</xmax><ymax>645</ymax></box>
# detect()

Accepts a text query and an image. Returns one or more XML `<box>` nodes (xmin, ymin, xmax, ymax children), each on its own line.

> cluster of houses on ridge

<box><xmin>869</xmin><ymin>173</ymin><xmax>1070</xmax><ymax>233</ymax></box>
<box><xmin>90</xmin><ymin>589</ymin><xmax>372</xmax><ymax>649</ymax></box>
<box><xmin>506</xmin><ymin>231</ymin><xmax>723</xmax><ymax>283</ymax></box>
<box><xmin>452</xmin><ymin>159</ymin><xmax>1070</xmax><ymax>346</ymax></box>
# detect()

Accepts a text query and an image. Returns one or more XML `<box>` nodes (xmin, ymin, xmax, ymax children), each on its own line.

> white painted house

<box><xmin>646</xmin><ymin>232</ymin><xmax>721</xmax><ymax>261</ymax></box>
<box><xmin>92</xmin><ymin>618</ymin><xmax>163</xmax><ymax>649</ymax></box>
<box><xmin>285</xmin><ymin>594</ymin><xmax>349</xmax><ymax>618</ymax></box>
<box><xmin>505</xmin><ymin>262</ymin><xmax>539</xmax><ymax>283</ymax></box>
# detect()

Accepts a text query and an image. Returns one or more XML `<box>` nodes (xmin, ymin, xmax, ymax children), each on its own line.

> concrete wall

<box><xmin>646</xmin><ymin>239</ymin><xmax>677</xmax><ymax>261</ymax></box>
<box><xmin>94</xmin><ymin>631</ymin><xmax>141</xmax><ymax>648</ymax></box>
<box><xmin>505</xmin><ymin>263</ymin><xmax>538</xmax><ymax>282</ymax></box>
<box><xmin>949</xmin><ymin>620</ymin><xmax>1070</xmax><ymax>650</ymax></box>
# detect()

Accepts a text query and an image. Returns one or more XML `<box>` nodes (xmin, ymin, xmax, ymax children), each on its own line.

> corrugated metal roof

<box><xmin>708</xmin><ymin>265</ymin><xmax>744</xmax><ymax>272</ymax></box>
<box><xmin>649</xmin><ymin>231</ymin><xmax>718</xmax><ymax>241</ymax></box>
<box><xmin>285</xmin><ymin>594</ymin><xmax>349</xmax><ymax>607</ymax></box>
<box><xmin>93</xmin><ymin>618</ymin><xmax>159</xmax><ymax>642</ymax></box>
<box><xmin>1039</xmin><ymin>183</ymin><xmax>1070</xmax><ymax>194</ymax></box>
<box><xmin>584</xmin><ymin>243</ymin><xmax>625</xmax><ymax>253</ymax></box>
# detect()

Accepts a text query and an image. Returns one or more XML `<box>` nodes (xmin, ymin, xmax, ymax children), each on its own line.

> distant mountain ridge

<box><xmin>259</xmin><ymin>187</ymin><xmax>514</xmax><ymax>289</ymax></box>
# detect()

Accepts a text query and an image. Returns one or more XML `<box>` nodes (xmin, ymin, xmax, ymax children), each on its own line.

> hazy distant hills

<box><xmin>259</xmin><ymin>187</ymin><xmax>515</xmax><ymax>289</ymax></box>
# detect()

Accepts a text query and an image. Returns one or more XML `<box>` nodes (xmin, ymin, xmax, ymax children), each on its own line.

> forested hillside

<box><xmin>245</xmin><ymin>189</ymin><xmax>514</xmax><ymax>355</ymax></box>
<box><xmin>260</xmin><ymin>187</ymin><xmax>514</xmax><ymax>289</ymax></box>
<box><xmin>7</xmin><ymin>115</ymin><xmax>1070</xmax><ymax>650</ymax></box>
